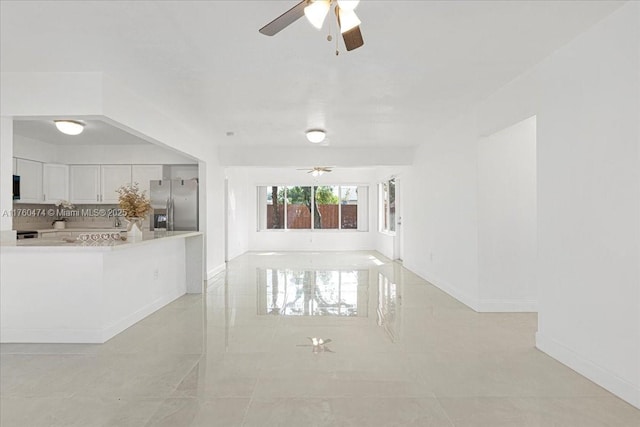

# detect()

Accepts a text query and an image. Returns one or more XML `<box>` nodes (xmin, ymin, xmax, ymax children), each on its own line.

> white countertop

<box><xmin>2</xmin><ymin>231</ymin><xmax>203</xmax><ymax>252</ymax></box>
<box><xmin>37</xmin><ymin>227</ymin><xmax>128</xmax><ymax>233</ymax></box>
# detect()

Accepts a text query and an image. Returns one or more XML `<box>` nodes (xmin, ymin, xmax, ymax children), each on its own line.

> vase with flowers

<box><xmin>52</xmin><ymin>200</ymin><xmax>75</xmax><ymax>229</ymax></box>
<box><xmin>116</xmin><ymin>183</ymin><xmax>151</xmax><ymax>238</ymax></box>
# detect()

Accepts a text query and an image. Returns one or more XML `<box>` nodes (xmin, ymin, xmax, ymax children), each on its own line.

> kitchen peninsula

<box><xmin>0</xmin><ymin>231</ymin><xmax>204</xmax><ymax>343</ymax></box>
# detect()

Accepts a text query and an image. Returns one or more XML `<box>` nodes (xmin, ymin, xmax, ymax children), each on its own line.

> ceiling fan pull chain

<box><xmin>327</xmin><ymin>4</ymin><xmax>333</xmax><ymax>42</ymax></box>
<box><xmin>334</xmin><ymin>14</ymin><xmax>340</xmax><ymax>56</ymax></box>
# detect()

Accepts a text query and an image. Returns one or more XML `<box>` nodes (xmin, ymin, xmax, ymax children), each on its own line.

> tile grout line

<box><xmin>240</xmin><ymin>318</ymin><xmax>279</xmax><ymax>427</ymax></box>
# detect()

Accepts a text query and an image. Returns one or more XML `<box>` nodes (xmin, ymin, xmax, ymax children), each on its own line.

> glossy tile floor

<box><xmin>2</xmin><ymin>252</ymin><xmax>640</xmax><ymax>426</ymax></box>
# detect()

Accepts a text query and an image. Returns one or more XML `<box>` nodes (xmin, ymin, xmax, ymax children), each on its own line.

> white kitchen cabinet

<box><xmin>15</xmin><ymin>158</ymin><xmax>43</xmax><ymax>203</ymax></box>
<box><xmin>69</xmin><ymin>165</ymin><xmax>100</xmax><ymax>204</ymax></box>
<box><xmin>169</xmin><ymin>165</ymin><xmax>199</xmax><ymax>180</ymax></box>
<box><xmin>70</xmin><ymin>165</ymin><xmax>131</xmax><ymax>204</ymax></box>
<box><xmin>43</xmin><ymin>164</ymin><xmax>69</xmax><ymax>203</ymax></box>
<box><xmin>100</xmin><ymin>165</ymin><xmax>132</xmax><ymax>204</ymax></box>
<box><xmin>131</xmin><ymin>165</ymin><xmax>163</xmax><ymax>198</ymax></box>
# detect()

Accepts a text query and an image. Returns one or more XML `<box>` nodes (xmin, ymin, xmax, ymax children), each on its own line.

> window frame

<box><xmin>379</xmin><ymin>177</ymin><xmax>396</xmax><ymax>235</ymax></box>
<box><xmin>258</xmin><ymin>184</ymin><xmax>366</xmax><ymax>232</ymax></box>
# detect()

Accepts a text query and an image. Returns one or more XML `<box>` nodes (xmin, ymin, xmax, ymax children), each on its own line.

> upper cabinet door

<box><xmin>100</xmin><ymin>165</ymin><xmax>132</xmax><ymax>204</ymax></box>
<box><xmin>131</xmin><ymin>165</ymin><xmax>163</xmax><ymax>199</ymax></box>
<box><xmin>43</xmin><ymin>164</ymin><xmax>69</xmax><ymax>203</ymax></box>
<box><xmin>15</xmin><ymin>158</ymin><xmax>43</xmax><ymax>203</ymax></box>
<box><xmin>69</xmin><ymin>165</ymin><xmax>100</xmax><ymax>204</ymax></box>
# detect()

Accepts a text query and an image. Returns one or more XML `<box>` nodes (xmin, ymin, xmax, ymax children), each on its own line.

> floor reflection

<box><xmin>377</xmin><ymin>272</ymin><xmax>401</xmax><ymax>342</ymax></box>
<box><xmin>257</xmin><ymin>268</ymin><xmax>369</xmax><ymax>317</ymax></box>
<box><xmin>3</xmin><ymin>253</ymin><xmax>638</xmax><ymax>426</ymax></box>
<box><xmin>296</xmin><ymin>337</ymin><xmax>335</xmax><ymax>354</ymax></box>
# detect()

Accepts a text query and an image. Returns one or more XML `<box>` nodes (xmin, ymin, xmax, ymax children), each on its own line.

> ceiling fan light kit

<box><xmin>304</xmin><ymin>0</ymin><xmax>331</xmax><ymax>29</ymax></box>
<box><xmin>336</xmin><ymin>6</ymin><xmax>360</xmax><ymax>33</ymax></box>
<box><xmin>306</xmin><ymin>129</ymin><xmax>326</xmax><ymax>143</ymax></box>
<box><xmin>259</xmin><ymin>0</ymin><xmax>364</xmax><ymax>52</ymax></box>
<box><xmin>337</xmin><ymin>0</ymin><xmax>359</xmax><ymax>11</ymax></box>
<box><xmin>298</xmin><ymin>166</ymin><xmax>334</xmax><ymax>176</ymax></box>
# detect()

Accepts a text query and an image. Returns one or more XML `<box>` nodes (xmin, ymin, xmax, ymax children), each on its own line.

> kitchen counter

<box><xmin>4</xmin><ymin>230</ymin><xmax>202</xmax><ymax>251</ymax></box>
<box><xmin>1</xmin><ymin>231</ymin><xmax>204</xmax><ymax>343</ymax></box>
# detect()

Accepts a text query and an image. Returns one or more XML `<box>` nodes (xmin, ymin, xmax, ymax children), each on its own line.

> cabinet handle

<box><xmin>97</xmin><ymin>194</ymin><xmax>99</xmax><ymax>202</ymax></box>
<box><xmin>43</xmin><ymin>194</ymin><xmax>45</xmax><ymax>201</ymax></box>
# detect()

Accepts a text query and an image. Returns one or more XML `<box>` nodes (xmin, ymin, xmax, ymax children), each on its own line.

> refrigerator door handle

<box><xmin>169</xmin><ymin>197</ymin><xmax>175</xmax><ymax>231</ymax></box>
<box><xmin>165</xmin><ymin>197</ymin><xmax>171</xmax><ymax>230</ymax></box>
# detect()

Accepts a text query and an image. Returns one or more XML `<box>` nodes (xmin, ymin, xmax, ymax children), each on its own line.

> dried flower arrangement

<box><xmin>52</xmin><ymin>200</ymin><xmax>75</xmax><ymax>224</ymax></box>
<box><xmin>116</xmin><ymin>183</ymin><xmax>151</xmax><ymax>220</ymax></box>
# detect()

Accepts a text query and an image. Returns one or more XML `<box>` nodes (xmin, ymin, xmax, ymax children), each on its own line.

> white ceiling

<box><xmin>13</xmin><ymin>119</ymin><xmax>153</xmax><ymax>146</ymax></box>
<box><xmin>0</xmin><ymin>1</ymin><xmax>624</xmax><ymax>149</ymax></box>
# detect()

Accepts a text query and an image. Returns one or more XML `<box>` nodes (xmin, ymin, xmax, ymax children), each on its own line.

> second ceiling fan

<box><xmin>297</xmin><ymin>166</ymin><xmax>334</xmax><ymax>177</ymax></box>
<box><xmin>259</xmin><ymin>0</ymin><xmax>364</xmax><ymax>52</ymax></box>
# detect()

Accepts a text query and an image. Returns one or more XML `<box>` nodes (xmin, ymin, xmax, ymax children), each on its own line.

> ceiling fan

<box><xmin>259</xmin><ymin>0</ymin><xmax>364</xmax><ymax>52</ymax></box>
<box><xmin>297</xmin><ymin>166</ymin><xmax>334</xmax><ymax>177</ymax></box>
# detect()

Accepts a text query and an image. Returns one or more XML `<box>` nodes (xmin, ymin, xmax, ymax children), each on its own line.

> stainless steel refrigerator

<box><xmin>149</xmin><ymin>179</ymin><xmax>199</xmax><ymax>231</ymax></box>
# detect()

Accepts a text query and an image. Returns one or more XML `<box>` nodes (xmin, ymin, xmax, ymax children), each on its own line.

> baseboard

<box><xmin>536</xmin><ymin>332</ymin><xmax>640</xmax><ymax>409</ymax></box>
<box><xmin>207</xmin><ymin>263</ymin><xmax>226</xmax><ymax>281</ymax></box>
<box><xmin>477</xmin><ymin>298</ymin><xmax>537</xmax><ymax>312</ymax></box>
<box><xmin>1</xmin><ymin>291</ymin><xmax>186</xmax><ymax>344</ymax></box>
<box><xmin>402</xmin><ymin>261</ymin><xmax>479</xmax><ymax>311</ymax></box>
<box><xmin>102</xmin><ymin>291</ymin><xmax>185</xmax><ymax>342</ymax></box>
<box><xmin>0</xmin><ymin>328</ymin><xmax>103</xmax><ymax>343</ymax></box>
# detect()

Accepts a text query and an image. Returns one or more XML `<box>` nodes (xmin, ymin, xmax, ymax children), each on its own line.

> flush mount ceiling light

<box><xmin>54</xmin><ymin>120</ymin><xmax>85</xmax><ymax>136</ymax></box>
<box><xmin>259</xmin><ymin>0</ymin><xmax>364</xmax><ymax>52</ymax></box>
<box><xmin>306</xmin><ymin>129</ymin><xmax>326</xmax><ymax>144</ymax></box>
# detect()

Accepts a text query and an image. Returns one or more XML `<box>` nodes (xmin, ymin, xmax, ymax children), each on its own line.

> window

<box><xmin>265</xmin><ymin>186</ymin><xmax>284</xmax><ymax>229</ymax></box>
<box><xmin>258</xmin><ymin>185</ymin><xmax>367</xmax><ymax>231</ymax></box>
<box><xmin>315</xmin><ymin>185</ymin><xmax>339</xmax><ymax>229</ymax></box>
<box><xmin>379</xmin><ymin>178</ymin><xmax>396</xmax><ymax>233</ymax></box>
<box><xmin>340</xmin><ymin>185</ymin><xmax>358</xmax><ymax>229</ymax></box>
<box><xmin>389</xmin><ymin>179</ymin><xmax>396</xmax><ymax>232</ymax></box>
<box><xmin>286</xmin><ymin>186</ymin><xmax>311</xmax><ymax>229</ymax></box>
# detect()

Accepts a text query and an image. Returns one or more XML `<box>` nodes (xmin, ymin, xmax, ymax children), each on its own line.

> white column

<box><xmin>0</xmin><ymin>117</ymin><xmax>15</xmax><ymax>241</ymax></box>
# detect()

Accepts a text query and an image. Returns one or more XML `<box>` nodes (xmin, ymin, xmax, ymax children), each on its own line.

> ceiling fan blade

<box><xmin>342</xmin><ymin>25</ymin><xmax>364</xmax><ymax>51</ymax></box>
<box><xmin>259</xmin><ymin>1</ymin><xmax>308</xmax><ymax>36</ymax></box>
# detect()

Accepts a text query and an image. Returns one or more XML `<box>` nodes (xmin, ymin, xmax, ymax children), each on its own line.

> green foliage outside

<box><xmin>270</xmin><ymin>186</ymin><xmax>339</xmax><ymax>229</ymax></box>
<box><xmin>273</xmin><ymin>186</ymin><xmax>339</xmax><ymax>205</ymax></box>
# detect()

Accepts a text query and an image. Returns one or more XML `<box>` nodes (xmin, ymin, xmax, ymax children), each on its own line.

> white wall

<box><xmin>0</xmin><ymin>72</ymin><xmax>104</xmax><ymax>117</ymax></box>
<box><xmin>478</xmin><ymin>116</ymin><xmax>537</xmax><ymax>311</ymax></box>
<box><xmin>205</xmin><ymin>161</ymin><xmax>225</xmax><ymax>276</ymax></box>
<box><xmin>225</xmin><ymin>168</ymin><xmax>250</xmax><ymax>260</ymax></box>
<box><xmin>0</xmin><ymin>117</ymin><xmax>14</xmax><ymax>239</ymax></box>
<box><xmin>0</xmin><ymin>72</ymin><xmax>226</xmax><ymax>280</ymax></box>
<box><xmin>13</xmin><ymin>135</ymin><xmax>195</xmax><ymax>165</ymax></box>
<box><xmin>219</xmin><ymin>146</ymin><xmax>415</xmax><ymax>168</ymax></box>
<box><xmin>531</xmin><ymin>5</ymin><xmax>638</xmax><ymax>408</ymax></box>
<box><xmin>403</xmin><ymin>3</ymin><xmax>640</xmax><ymax>408</ymax></box>
<box><xmin>57</xmin><ymin>144</ymin><xmax>195</xmax><ymax>165</ymax></box>
<box><xmin>13</xmin><ymin>135</ymin><xmax>57</xmax><ymax>163</ymax></box>
<box><xmin>404</xmin><ymin>111</ymin><xmax>481</xmax><ymax>309</ymax></box>
<box><xmin>100</xmin><ymin>75</ymin><xmax>226</xmax><ymax>278</ymax></box>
